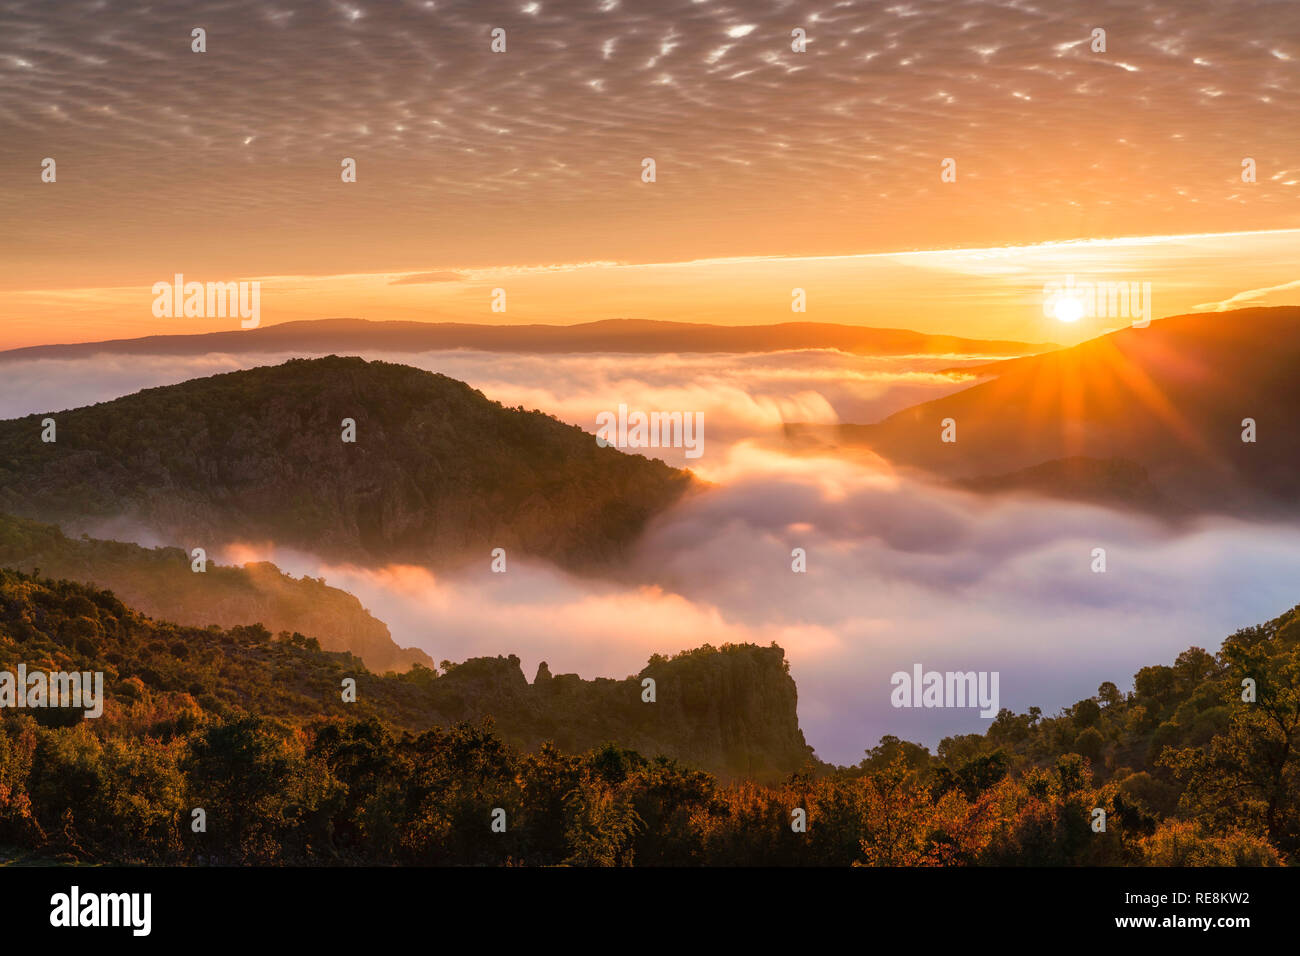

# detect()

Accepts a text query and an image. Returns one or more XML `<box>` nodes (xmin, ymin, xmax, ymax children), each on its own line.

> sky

<box><xmin>2</xmin><ymin>0</ymin><xmax>1298</xmax><ymax>347</ymax></box>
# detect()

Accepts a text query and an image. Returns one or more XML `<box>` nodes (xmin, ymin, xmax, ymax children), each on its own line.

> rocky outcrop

<box><xmin>416</xmin><ymin>644</ymin><xmax>816</xmax><ymax>782</ymax></box>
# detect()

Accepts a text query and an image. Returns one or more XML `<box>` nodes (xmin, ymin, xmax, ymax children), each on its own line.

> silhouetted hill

<box><xmin>787</xmin><ymin>307</ymin><xmax>1300</xmax><ymax>515</ymax></box>
<box><xmin>0</xmin><ymin>317</ymin><xmax>1054</xmax><ymax>360</ymax></box>
<box><xmin>0</xmin><ymin>356</ymin><xmax>693</xmax><ymax>569</ymax></box>
<box><xmin>956</xmin><ymin>456</ymin><xmax>1181</xmax><ymax>514</ymax></box>
<box><xmin>0</xmin><ymin>511</ymin><xmax>430</xmax><ymax>673</ymax></box>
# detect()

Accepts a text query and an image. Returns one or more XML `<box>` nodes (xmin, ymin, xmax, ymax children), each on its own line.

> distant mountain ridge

<box><xmin>956</xmin><ymin>456</ymin><xmax>1180</xmax><ymax>514</ymax></box>
<box><xmin>0</xmin><ymin>356</ymin><xmax>693</xmax><ymax>570</ymax></box>
<box><xmin>0</xmin><ymin>317</ymin><xmax>1055</xmax><ymax>360</ymax></box>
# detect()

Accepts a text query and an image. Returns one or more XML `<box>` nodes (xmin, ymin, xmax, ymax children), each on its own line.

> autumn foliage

<box><xmin>0</xmin><ymin>569</ymin><xmax>1293</xmax><ymax>866</ymax></box>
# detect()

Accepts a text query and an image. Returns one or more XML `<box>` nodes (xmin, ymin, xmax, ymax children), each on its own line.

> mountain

<box><xmin>0</xmin><ymin>511</ymin><xmax>430</xmax><ymax>673</ymax></box>
<box><xmin>0</xmin><ymin>568</ymin><xmax>812</xmax><ymax>781</ymax></box>
<box><xmin>956</xmin><ymin>456</ymin><xmax>1180</xmax><ymax>514</ymax></box>
<box><xmin>0</xmin><ymin>317</ymin><xmax>1054</xmax><ymax>361</ymax></box>
<box><xmin>0</xmin><ymin>356</ymin><xmax>693</xmax><ymax>569</ymax></box>
<box><xmin>787</xmin><ymin>307</ymin><xmax>1300</xmax><ymax>515</ymax></box>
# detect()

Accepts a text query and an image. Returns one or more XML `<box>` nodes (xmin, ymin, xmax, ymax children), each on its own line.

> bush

<box><xmin>1141</xmin><ymin>820</ymin><xmax>1281</xmax><ymax>866</ymax></box>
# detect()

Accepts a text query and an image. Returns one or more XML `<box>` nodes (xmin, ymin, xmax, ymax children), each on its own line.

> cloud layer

<box><xmin>3</xmin><ymin>348</ymin><xmax>1293</xmax><ymax>764</ymax></box>
<box><xmin>217</xmin><ymin>442</ymin><xmax>1300</xmax><ymax>765</ymax></box>
<box><xmin>0</xmin><ymin>347</ymin><xmax>974</xmax><ymax>471</ymax></box>
<box><xmin>4</xmin><ymin>0</ymin><xmax>1298</xmax><ymax>286</ymax></box>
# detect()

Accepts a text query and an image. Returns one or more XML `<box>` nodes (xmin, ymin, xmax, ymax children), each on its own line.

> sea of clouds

<box><xmin>4</xmin><ymin>348</ymin><xmax>1299</xmax><ymax>764</ymax></box>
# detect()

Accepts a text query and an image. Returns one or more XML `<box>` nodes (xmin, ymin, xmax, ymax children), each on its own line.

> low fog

<box><xmin>4</xmin><ymin>348</ymin><xmax>1298</xmax><ymax>764</ymax></box>
<box><xmin>0</xmin><ymin>347</ymin><xmax>976</xmax><ymax>474</ymax></box>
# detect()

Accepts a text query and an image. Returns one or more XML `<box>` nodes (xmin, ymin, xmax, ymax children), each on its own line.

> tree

<box><xmin>1162</xmin><ymin>636</ymin><xmax>1300</xmax><ymax>854</ymax></box>
<box><xmin>1097</xmin><ymin>681</ymin><xmax>1123</xmax><ymax>708</ymax></box>
<box><xmin>182</xmin><ymin>715</ymin><xmax>334</xmax><ymax>863</ymax></box>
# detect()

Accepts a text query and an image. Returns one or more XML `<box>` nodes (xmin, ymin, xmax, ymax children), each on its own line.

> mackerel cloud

<box><xmin>3</xmin><ymin>0</ymin><xmax>1298</xmax><ymax>284</ymax></box>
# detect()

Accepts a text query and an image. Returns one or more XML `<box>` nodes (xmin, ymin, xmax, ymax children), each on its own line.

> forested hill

<box><xmin>0</xmin><ymin>511</ymin><xmax>431</xmax><ymax>674</ymax></box>
<box><xmin>0</xmin><ymin>569</ymin><xmax>811</xmax><ymax>782</ymax></box>
<box><xmin>0</xmin><ymin>356</ymin><xmax>693</xmax><ymax>570</ymax></box>
<box><xmin>0</xmin><ymin>568</ymin><xmax>1295</xmax><ymax>865</ymax></box>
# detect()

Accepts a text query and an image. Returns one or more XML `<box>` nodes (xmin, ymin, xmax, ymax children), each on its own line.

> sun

<box><xmin>1053</xmin><ymin>296</ymin><xmax>1085</xmax><ymax>323</ymax></box>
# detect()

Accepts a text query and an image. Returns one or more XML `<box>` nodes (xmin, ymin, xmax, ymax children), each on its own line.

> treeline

<box><xmin>1</xmin><ymin>711</ymin><xmax>1282</xmax><ymax>866</ymax></box>
<box><xmin>877</xmin><ymin>603</ymin><xmax>1300</xmax><ymax>863</ymax></box>
<box><xmin>0</xmin><ymin>568</ymin><xmax>1295</xmax><ymax>865</ymax></box>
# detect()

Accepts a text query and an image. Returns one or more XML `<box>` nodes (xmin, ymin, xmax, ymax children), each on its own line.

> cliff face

<box><xmin>0</xmin><ymin>356</ymin><xmax>693</xmax><ymax>570</ymax></box>
<box><xmin>418</xmin><ymin>644</ymin><xmax>815</xmax><ymax>782</ymax></box>
<box><xmin>0</xmin><ymin>511</ymin><xmax>430</xmax><ymax>673</ymax></box>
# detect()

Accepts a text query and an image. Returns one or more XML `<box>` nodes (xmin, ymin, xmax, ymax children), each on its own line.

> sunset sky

<box><xmin>2</xmin><ymin>0</ymin><xmax>1297</xmax><ymax>348</ymax></box>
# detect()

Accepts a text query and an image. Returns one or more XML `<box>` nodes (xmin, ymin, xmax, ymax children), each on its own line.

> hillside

<box><xmin>956</xmin><ymin>456</ymin><xmax>1180</xmax><ymax>514</ymax></box>
<box><xmin>0</xmin><ymin>569</ymin><xmax>811</xmax><ymax>782</ymax></box>
<box><xmin>0</xmin><ymin>317</ymin><xmax>1054</xmax><ymax>361</ymax></box>
<box><xmin>0</xmin><ymin>511</ymin><xmax>429</xmax><ymax>673</ymax></box>
<box><xmin>790</xmin><ymin>307</ymin><xmax>1300</xmax><ymax>515</ymax></box>
<box><xmin>0</xmin><ymin>356</ymin><xmax>693</xmax><ymax>569</ymax></box>
<box><xmin>0</xmin><ymin>567</ymin><xmax>1292</xmax><ymax>865</ymax></box>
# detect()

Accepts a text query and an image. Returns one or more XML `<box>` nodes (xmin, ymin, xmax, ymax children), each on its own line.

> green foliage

<box><xmin>0</xmin><ymin>357</ymin><xmax>692</xmax><ymax>572</ymax></box>
<box><xmin>0</xmin><ymin>568</ymin><xmax>1295</xmax><ymax>865</ymax></box>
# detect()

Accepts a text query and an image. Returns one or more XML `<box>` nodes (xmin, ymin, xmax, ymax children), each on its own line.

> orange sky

<box><xmin>2</xmin><ymin>0</ymin><xmax>1297</xmax><ymax>348</ymax></box>
<box><xmin>4</xmin><ymin>229</ymin><xmax>1299</xmax><ymax>350</ymax></box>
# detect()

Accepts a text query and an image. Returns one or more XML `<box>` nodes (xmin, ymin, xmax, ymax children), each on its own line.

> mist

<box><xmin>4</xmin><ymin>349</ymin><xmax>1298</xmax><ymax>765</ymax></box>
<box><xmin>214</xmin><ymin>441</ymin><xmax>1300</xmax><ymax>766</ymax></box>
<box><xmin>0</xmin><ymin>347</ymin><xmax>974</xmax><ymax>472</ymax></box>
